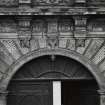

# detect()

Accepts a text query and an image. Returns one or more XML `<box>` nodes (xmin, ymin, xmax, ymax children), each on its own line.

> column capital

<box><xmin>98</xmin><ymin>89</ymin><xmax>105</xmax><ymax>105</ymax></box>
<box><xmin>98</xmin><ymin>90</ymin><xmax>105</xmax><ymax>95</ymax></box>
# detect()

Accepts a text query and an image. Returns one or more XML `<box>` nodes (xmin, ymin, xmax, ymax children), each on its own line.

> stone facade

<box><xmin>0</xmin><ymin>0</ymin><xmax>105</xmax><ymax>105</ymax></box>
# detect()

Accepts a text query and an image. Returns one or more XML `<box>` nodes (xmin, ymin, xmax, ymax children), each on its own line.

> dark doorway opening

<box><xmin>62</xmin><ymin>80</ymin><xmax>99</xmax><ymax>105</ymax></box>
<box><xmin>7</xmin><ymin>80</ymin><xmax>53</xmax><ymax>105</ymax></box>
<box><xmin>7</xmin><ymin>55</ymin><xmax>99</xmax><ymax>105</ymax></box>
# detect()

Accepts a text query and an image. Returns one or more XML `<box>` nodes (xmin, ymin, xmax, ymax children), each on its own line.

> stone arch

<box><xmin>0</xmin><ymin>48</ymin><xmax>105</xmax><ymax>91</ymax></box>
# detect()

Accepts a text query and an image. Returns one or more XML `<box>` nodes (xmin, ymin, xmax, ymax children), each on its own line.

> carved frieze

<box><xmin>32</xmin><ymin>20</ymin><xmax>45</xmax><ymax>36</ymax></box>
<box><xmin>46</xmin><ymin>36</ymin><xmax>59</xmax><ymax>49</ymax></box>
<box><xmin>17</xmin><ymin>17</ymin><xmax>32</xmax><ymax>48</ymax></box>
<box><xmin>74</xmin><ymin>16</ymin><xmax>87</xmax><ymax>47</ymax></box>
<box><xmin>87</xmin><ymin>0</ymin><xmax>105</xmax><ymax>6</ymax></box>
<box><xmin>59</xmin><ymin>19</ymin><xmax>73</xmax><ymax>37</ymax></box>
<box><xmin>32</xmin><ymin>18</ymin><xmax>73</xmax><ymax>38</ymax></box>
<box><xmin>32</xmin><ymin>0</ymin><xmax>74</xmax><ymax>6</ymax></box>
<box><xmin>47</xmin><ymin>19</ymin><xmax>58</xmax><ymax>36</ymax></box>
<box><xmin>88</xmin><ymin>19</ymin><xmax>105</xmax><ymax>32</ymax></box>
<box><xmin>19</xmin><ymin>0</ymin><xmax>31</xmax><ymax>4</ymax></box>
<box><xmin>0</xmin><ymin>0</ymin><xmax>18</xmax><ymax>6</ymax></box>
<box><xmin>0</xmin><ymin>20</ymin><xmax>17</xmax><ymax>33</ymax></box>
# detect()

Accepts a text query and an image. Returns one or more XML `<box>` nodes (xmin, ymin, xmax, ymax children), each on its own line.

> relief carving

<box><xmin>74</xmin><ymin>16</ymin><xmax>87</xmax><ymax>47</ymax></box>
<box><xmin>59</xmin><ymin>19</ymin><xmax>73</xmax><ymax>36</ymax></box>
<box><xmin>47</xmin><ymin>19</ymin><xmax>58</xmax><ymax>36</ymax></box>
<box><xmin>17</xmin><ymin>17</ymin><xmax>32</xmax><ymax>48</ymax></box>
<box><xmin>18</xmin><ymin>30</ymin><xmax>32</xmax><ymax>48</ymax></box>
<box><xmin>32</xmin><ymin>0</ymin><xmax>74</xmax><ymax>5</ymax></box>
<box><xmin>32</xmin><ymin>18</ymin><xmax>73</xmax><ymax>38</ymax></box>
<box><xmin>75</xmin><ymin>39</ymin><xmax>86</xmax><ymax>47</ymax></box>
<box><xmin>0</xmin><ymin>0</ymin><xmax>18</xmax><ymax>6</ymax></box>
<box><xmin>47</xmin><ymin>36</ymin><xmax>59</xmax><ymax>49</ymax></box>
<box><xmin>0</xmin><ymin>20</ymin><xmax>17</xmax><ymax>33</ymax></box>
<box><xmin>32</xmin><ymin>20</ymin><xmax>45</xmax><ymax>36</ymax></box>
<box><xmin>88</xmin><ymin>19</ymin><xmax>105</xmax><ymax>32</ymax></box>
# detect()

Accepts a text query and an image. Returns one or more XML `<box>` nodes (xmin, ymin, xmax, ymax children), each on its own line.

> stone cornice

<box><xmin>0</xmin><ymin>0</ymin><xmax>105</xmax><ymax>15</ymax></box>
<box><xmin>0</xmin><ymin>7</ymin><xmax>104</xmax><ymax>15</ymax></box>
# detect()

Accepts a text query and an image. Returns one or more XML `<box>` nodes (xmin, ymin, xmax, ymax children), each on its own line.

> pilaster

<box><xmin>17</xmin><ymin>16</ymin><xmax>32</xmax><ymax>48</ymax></box>
<box><xmin>98</xmin><ymin>90</ymin><xmax>105</xmax><ymax>105</ymax></box>
<box><xmin>73</xmin><ymin>16</ymin><xmax>87</xmax><ymax>47</ymax></box>
<box><xmin>0</xmin><ymin>91</ymin><xmax>8</xmax><ymax>105</ymax></box>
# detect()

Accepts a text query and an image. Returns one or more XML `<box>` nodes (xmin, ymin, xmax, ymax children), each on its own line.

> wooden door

<box><xmin>7</xmin><ymin>81</ymin><xmax>53</xmax><ymax>105</ymax></box>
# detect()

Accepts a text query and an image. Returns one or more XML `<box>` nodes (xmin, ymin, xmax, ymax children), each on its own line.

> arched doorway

<box><xmin>7</xmin><ymin>55</ymin><xmax>99</xmax><ymax>105</ymax></box>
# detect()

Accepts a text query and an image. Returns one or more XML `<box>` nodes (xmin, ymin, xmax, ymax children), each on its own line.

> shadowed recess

<box><xmin>11</xmin><ymin>55</ymin><xmax>94</xmax><ymax>80</ymax></box>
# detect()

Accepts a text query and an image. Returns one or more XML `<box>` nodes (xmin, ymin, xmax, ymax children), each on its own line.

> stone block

<box><xmin>92</xmin><ymin>44</ymin><xmax>105</xmax><ymax>64</ymax></box>
<box><xmin>84</xmin><ymin>39</ymin><xmax>104</xmax><ymax>59</ymax></box>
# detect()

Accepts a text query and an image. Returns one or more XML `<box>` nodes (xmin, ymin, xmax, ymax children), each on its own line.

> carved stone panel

<box><xmin>32</xmin><ymin>20</ymin><xmax>45</xmax><ymax>37</ymax></box>
<box><xmin>47</xmin><ymin>19</ymin><xmax>58</xmax><ymax>37</ymax></box>
<box><xmin>17</xmin><ymin>17</ymin><xmax>32</xmax><ymax>48</ymax></box>
<box><xmin>0</xmin><ymin>0</ymin><xmax>18</xmax><ymax>6</ymax></box>
<box><xmin>0</xmin><ymin>20</ymin><xmax>17</xmax><ymax>33</ymax></box>
<box><xmin>59</xmin><ymin>19</ymin><xmax>73</xmax><ymax>37</ymax></box>
<box><xmin>32</xmin><ymin>18</ymin><xmax>73</xmax><ymax>38</ymax></box>
<box><xmin>74</xmin><ymin>16</ymin><xmax>87</xmax><ymax>47</ymax></box>
<box><xmin>88</xmin><ymin>19</ymin><xmax>105</xmax><ymax>33</ymax></box>
<box><xmin>32</xmin><ymin>0</ymin><xmax>74</xmax><ymax>6</ymax></box>
<box><xmin>87</xmin><ymin>0</ymin><xmax>105</xmax><ymax>6</ymax></box>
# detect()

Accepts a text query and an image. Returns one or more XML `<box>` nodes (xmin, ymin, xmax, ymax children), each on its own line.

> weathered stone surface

<box><xmin>84</xmin><ymin>38</ymin><xmax>104</xmax><ymax>59</ymax></box>
<box><xmin>59</xmin><ymin>38</ymin><xmax>68</xmax><ymax>48</ymax></box>
<box><xmin>1</xmin><ymin>40</ymin><xmax>22</xmax><ymax>60</ymax></box>
<box><xmin>32</xmin><ymin>0</ymin><xmax>74</xmax><ymax>6</ymax></box>
<box><xmin>0</xmin><ymin>59</ymin><xmax>9</xmax><ymax>74</ymax></box>
<box><xmin>0</xmin><ymin>19</ymin><xmax>17</xmax><ymax>33</ymax></box>
<box><xmin>0</xmin><ymin>41</ymin><xmax>14</xmax><ymax>65</ymax></box>
<box><xmin>67</xmin><ymin>38</ymin><xmax>75</xmax><ymax>51</ymax></box>
<box><xmin>99</xmin><ymin>60</ymin><xmax>105</xmax><ymax>73</ymax></box>
<box><xmin>92</xmin><ymin>44</ymin><xmax>105</xmax><ymax>64</ymax></box>
<box><xmin>15</xmin><ymin>39</ymin><xmax>29</xmax><ymax>55</ymax></box>
<box><xmin>38</xmin><ymin>38</ymin><xmax>46</xmax><ymax>48</ymax></box>
<box><xmin>0</xmin><ymin>0</ymin><xmax>18</xmax><ymax>6</ymax></box>
<box><xmin>30</xmin><ymin>39</ymin><xmax>39</xmax><ymax>51</ymax></box>
<box><xmin>76</xmin><ymin>39</ymin><xmax>91</xmax><ymax>54</ymax></box>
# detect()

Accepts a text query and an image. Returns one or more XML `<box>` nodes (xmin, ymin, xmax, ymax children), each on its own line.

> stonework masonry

<box><xmin>0</xmin><ymin>0</ymin><xmax>105</xmax><ymax>105</ymax></box>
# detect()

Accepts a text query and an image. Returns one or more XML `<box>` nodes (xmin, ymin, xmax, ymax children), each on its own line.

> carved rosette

<box><xmin>73</xmin><ymin>16</ymin><xmax>87</xmax><ymax>47</ymax></box>
<box><xmin>17</xmin><ymin>17</ymin><xmax>32</xmax><ymax>48</ymax></box>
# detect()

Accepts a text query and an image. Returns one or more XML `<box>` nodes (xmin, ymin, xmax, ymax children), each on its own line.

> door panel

<box><xmin>7</xmin><ymin>81</ymin><xmax>52</xmax><ymax>105</ymax></box>
<box><xmin>62</xmin><ymin>80</ymin><xmax>99</xmax><ymax>105</ymax></box>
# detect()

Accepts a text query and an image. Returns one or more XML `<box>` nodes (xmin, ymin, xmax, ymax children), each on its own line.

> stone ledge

<box><xmin>0</xmin><ymin>7</ymin><xmax>104</xmax><ymax>15</ymax></box>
